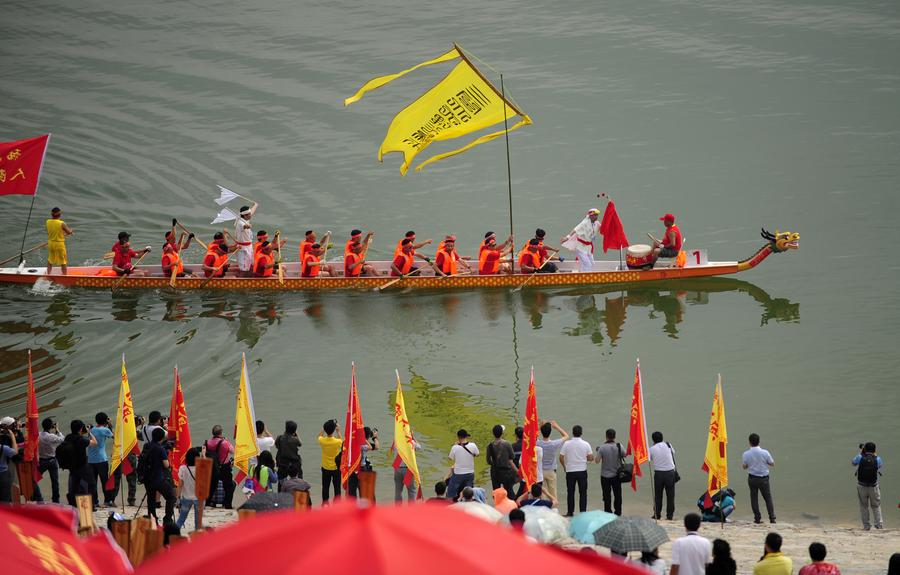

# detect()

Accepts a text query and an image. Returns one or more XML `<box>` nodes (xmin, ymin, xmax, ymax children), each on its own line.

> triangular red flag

<box><xmin>626</xmin><ymin>360</ymin><xmax>650</xmax><ymax>491</ymax></box>
<box><xmin>340</xmin><ymin>363</ymin><xmax>367</xmax><ymax>488</ymax></box>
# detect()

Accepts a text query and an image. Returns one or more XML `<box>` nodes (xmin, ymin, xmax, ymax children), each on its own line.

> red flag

<box><xmin>24</xmin><ymin>350</ymin><xmax>42</xmax><ymax>482</ymax></box>
<box><xmin>520</xmin><ymin>367</ymin><xmax>540</xmax><ymax>489</ymax></box>
<box><xmin>0</xmin><ymin>135</ymin><xmax>50</xmax><ymax>197</ymax></box>
<box><xmin>600</xmin><ymin>200</ymin><xmax>629</xmax><ymax>252</ymax></box>
<box><xmin>168</xmin><ymin>366</ymin><xmax>192</xmax><ymax>484</ymax></box>
<box><xmin>340</xmin><ymin>363</ymin><xmax>367</xmax><ymax>488</ymax></box>
<box><xmin>626</xmin><ymin>359</ymin><xmax>650</xmax><ymax>491</ymax></box>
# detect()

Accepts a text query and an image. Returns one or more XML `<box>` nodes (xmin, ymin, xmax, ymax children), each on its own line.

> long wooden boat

<box><xmin>0</xmin><ymin>230</ymin><xmax>798</xmax><ymax>292</ymax></box>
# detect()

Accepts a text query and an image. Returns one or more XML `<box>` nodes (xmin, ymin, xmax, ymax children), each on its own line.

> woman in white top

<box><xmin>632</xmin><ymin>548</ymin><xmax>667</xmax><ymax>574</ymax></box>
<box><xmin>176</xmin><ymin>447</ymin><xmax>201</xmax><ymax>531</ymax></box>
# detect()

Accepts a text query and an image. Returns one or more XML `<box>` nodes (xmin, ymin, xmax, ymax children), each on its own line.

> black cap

<box><xmin>118</xmin><ymin>231</ymin><xmax>131</xmax><ymax>240</ymax></box>
<box><xmin>484</xmin><ymin>231</ymin><xmax>495</xmax><ymax>239</ymax></box>
<box><xmin>457</xmin><ymin>428</ymin><xmax>469</xmax><ymax>438</ymax></box>
<box><xmin>51</xmin><ymin>207</ymin><xmax>61</xmax><ymax>213</ymax></box>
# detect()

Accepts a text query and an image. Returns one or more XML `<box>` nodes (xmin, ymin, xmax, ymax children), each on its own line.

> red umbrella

<box><xmin>0</xmin><ymin>504</ymin><xmax>132</xmax><ymax>574</ymax></box>
<box><xmin>138</xmin><ymin>500</ymin><xmax>645</xmax><ymax>575</ymax></box>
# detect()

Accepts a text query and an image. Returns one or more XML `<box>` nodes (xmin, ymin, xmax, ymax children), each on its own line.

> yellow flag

<box><xmin>108</xmin><ymin>354</ymin><xmax>138</xmax><ymax>479</ymax></box>
<box><xmin>702</xmin><ymin>374</ymin><xmax>728</xmax><ymax>498</ymax></box>
<box><xmin>393</xmin><ymin>370</ymin><xmax>421</xmax><ymax>490</ymax></box>
<box><xmin>233</xmin><ymin>353</ymin><xmax>259</xmax><ymax>479</ymax></box>
<box><xmin>346</xmin><ymin>44</ymin><xmax>532</xmax><ymax>175</ymax></box>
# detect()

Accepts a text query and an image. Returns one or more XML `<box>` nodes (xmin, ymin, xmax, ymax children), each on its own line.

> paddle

<box><xmin>512</xmin><ymin>254</ymin><xmax>560</xmax><ymax>293</ymax></box>
<box><xmin>319</xmin><ymin>231</ymin><xmax>333</xmax><ymax>263</ymax></box>
<box><xmin>375</xmin><ymin>263</ymin><xmax>427</xmax><ymax>292</ymax></box>
<box><xmin>0</xmin><ymin>241</ymin><xmax>48</xmax><ymax>267</ymax></box>
<box><xmin>274</xmin><ymin>230</ymin><xmax>285</xmax><ymax>285</ymax></box>
<box><xmin>169</xmin><ymin>265</ymin><xmax>178</xmax><ymax>288</ymax></box>
<box><xmin>198</xmin><ymin>251</ymin><xmax>235</xmax><ymax>289</ymax></box>
<box><xmin>176</xmin><ymin>221</ymin><xmax>207</xmax><ymax>250</ymax></box>
<box><xmin>111</xmin><ymin>250</ymin><xmax>150</xmax><ymax>293</ymax></box>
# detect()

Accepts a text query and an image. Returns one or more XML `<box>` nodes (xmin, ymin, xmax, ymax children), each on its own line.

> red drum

<box><xmin>626</xmin><ymin>244</ymin><xmax>653</xmax><ymax>269</ymax></box>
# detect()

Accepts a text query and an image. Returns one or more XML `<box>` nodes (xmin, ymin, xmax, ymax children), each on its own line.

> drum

<box><xmin>626</xmin><ymin>244</ymin><xmax>653</xmax><ymax>269</ymax></box>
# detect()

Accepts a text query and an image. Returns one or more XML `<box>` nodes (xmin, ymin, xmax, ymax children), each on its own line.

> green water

<box><xmin>2</xmin><ymin>0</ymin><xmax>899</xmax><ymax>521</ymax></box>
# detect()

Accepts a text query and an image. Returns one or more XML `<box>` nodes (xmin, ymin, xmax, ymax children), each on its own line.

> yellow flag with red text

<box><xmin>233</xmin><ymin>353</ymin><xmax>259</xmax><ymax>482</ymax></box>
<box><xmin>701</xmin><ymin>374</ymin><xmax>728</xmax><ymax>499</ymax></box>
<box><xmin>107</xmin><ymin>354</ymin><xmax>138</xmax><ymax>488</ymax></box>
<box><xmin>392</xmin><ymin>370</ymin><xmax>421</xmax><ymax>490</ymax></box>
<box><xmin>345</xmin><ymin>44</ymin><xmax>532</xmax><ymax>175</ymax></box>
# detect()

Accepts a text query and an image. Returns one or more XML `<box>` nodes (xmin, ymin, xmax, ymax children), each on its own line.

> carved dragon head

<box><xmin>761</xmin><ymin>229</ymin><xmax>799</xmax><ymax>253</ymax></box>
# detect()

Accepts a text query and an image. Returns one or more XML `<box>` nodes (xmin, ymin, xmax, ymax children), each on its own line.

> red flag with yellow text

<box><xmin>626</xmin><ymin>359</ymin><xmax>649</xmax><ymax>491</ymax></box>
<box><xmin>24</xmin><ymin>350</ymin><xmax>42</xmax><ymax>482</ymax></box>
<box><xmin>340</xmin><ymin>363</ymin><xmax>367</xmax><ymax>488</ymax></box>
<box><xmin>0</xmin><ymin>135</ymin><xmax>50</xmax><ymax>196</ymax></box>
<box><xmin>168</xmin><ymin>366</ymin><xmax>192</xmax><ymax>484</ymax></box>
<box><xmin>520</xmin><ymin>366</ymin><xmax>540</xmax><ymax>489</ymax></box>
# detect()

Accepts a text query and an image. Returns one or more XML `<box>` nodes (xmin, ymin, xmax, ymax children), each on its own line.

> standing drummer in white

<box><xmin>561</xmin><ymin>208</ymin><xmax>602</xmax><ymax>272</ymax></box>
<box><xmin>234</xmin><ymin>202</ymin><xmax>259</xmax><ymax>277</ymax></box>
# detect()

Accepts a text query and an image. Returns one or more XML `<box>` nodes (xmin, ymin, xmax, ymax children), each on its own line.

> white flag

<box><xmin>215</xmin><ymin>185</ymin><xmax>242</xmax><ymax>206</ymax></box>
<box><xmin>211</xmin><ymin>207</ymin><xmax>238</xmax><ymax>224</ymax></box>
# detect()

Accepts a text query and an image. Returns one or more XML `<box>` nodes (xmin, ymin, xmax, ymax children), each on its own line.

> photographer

<box><xmin>317</xmin><ymin>419</ymin><xmax>342</xmax><ymax>504</ymax></box>
<box><xmin>348</xmin><ymin>426</ymin><xmax>379</xmax><ymax>498</ymax></box>
<box><xmin>204</xmin><ymin>425</ymin><xmax>235</xmax><ymax>509</ymax></box>
<box><xmin>0</xmin><ymin>420</ymin><xmax>18</xmax><ymax>502</ymax></box>
<box><xmin>145</xmin><ymin>427</ymin><xmax>176</xmax><ymax>525</ymax></box>
<box><xmin>38</xmin><ymin>418</ymin><xmax>65</xmax><ymax>504</ymax></box>
<box><xmin>88</xmin><ymin>412</ymin><xmax>115</xmax><ymax>508</ymax></box>
<box><xmin>63</xmin><ymin>420</ymin><xmax>97</xmax><ymax>507</ymax></box>
<box><xmin>3</xmin><ymin>416</ymin><xmax>43</xmax><ymax>502</ymax></box>
<box><xmin>852</xmin><ymin>442</ymin><xmax>884</xmax><ymax>530</ymax></box>
<box><xmin>275</xmin><ymin>420</ymin><xmax>302</xmax><ymax>483</ymax></box>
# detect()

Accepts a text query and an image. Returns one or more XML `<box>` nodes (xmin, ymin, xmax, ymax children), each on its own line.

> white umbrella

<box><xmin>450</xmin><ymin>501</ymin><xmax>503</xmax><ymax>523</ymax></box>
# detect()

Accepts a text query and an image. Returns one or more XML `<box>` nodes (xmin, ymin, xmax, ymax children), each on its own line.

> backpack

<box><xmin>204</xmin><ymin>439</ymin><xmax>225</xmax><ymax>478</ymax></box>
<box><xmin>136</xmin><ymin>442</ymin><xmax>153</xmax><ymax>485</ymax></box>
<box><xmin>856</xmin><ymin>453</ymin><xmax>879</xmax><ymax>486</ymax></box>
<box><xmin>55</xmin><ymin>438</ymin><xmax>77</xmax><ymax>471</ymax></box>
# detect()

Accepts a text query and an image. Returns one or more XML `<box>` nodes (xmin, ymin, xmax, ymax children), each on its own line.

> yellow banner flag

<box><xmin>232</xmin><ymin>353</ymin><xmax>259</xmax><ymax>479</ymax></box>
<box><xmin>108</xmin><ymin>354</ymin><xmax>138</xmax><ymax>480</ymax></box>
<box><xmin>702</xmin><ymin>374</ymin><xmax>728</xmax><ymax>498</ymax></box>
<box><xmin>393</xmin><ymin>370</ymin><xmax>421</xmax><ymax>490</ymax></box>
<box><xmin>346</xmin><ymin>44</ymin><xmax>532</xmax><ymax>175</ymax></box>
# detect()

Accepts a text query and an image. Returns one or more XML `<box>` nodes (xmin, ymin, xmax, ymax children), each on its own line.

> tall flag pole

<box><xmin>340</xmin><ymin>362</ymin><xmax>367</xmax><ymax>489</ymax></box>
<box><xmin>106</xmin><ymin>354</ymin><xmax>138</xmax><ymax>507</ymax></box>
<box><xmin>0</xmin><ymin>134</ymin><xmax>52</xmax><ymax>264</ymax></box>
<box><xmin>167</xmin><ymin>366</ymin><xmax>192</xmax><ymax>484</ymax></box>
<box><xmin>520</xmin><ymin>366</ymin><xmax>540</xmax><ymax>489</ymax></box>
<box><xmin>626</xmin><ymin>359</ymin><xmax>650</xmax><ymax>491</ymax></box>
<box><xmin>392</xmin><ymin>370</ymin><xmax>422</xmax><ymax>497</ymax></box>
<box><xmin>701</xmin><ymin>374</ymin><xmax>728</xmax><ymax>508</ymax></box>
<box><xmin>21</xmin><ymin>350</ymin><xmax>43</xmax><ymax>499</ymax></box>
<box><xmin>232</xmin><ymin>353</ymin><xmax>259</xmax><ymax>491</ymax></box>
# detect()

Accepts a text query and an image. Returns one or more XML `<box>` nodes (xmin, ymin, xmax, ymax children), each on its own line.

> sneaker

<box><xmin>863</xmin><ymin>526</ymin><xmax>871</xmax><ymax>531</ymax></box>
<box><xmin>127</xmin><ymin>500</ymin><xmax>136</xmax><ymax>506</ymax></box>
<box><xmin>770</xmin><ymin>520</ymin><xmax>777</xmax><ymax>524</ymax></box>
<box><xmin>754</xmin><ymin>519</ymin><xmax>762</xmax><ymax>524</ymax></box>
<box><xmin>875</xmin><ymin>525</ymin><xmax>883</xmax><ymax>530</ymax></box>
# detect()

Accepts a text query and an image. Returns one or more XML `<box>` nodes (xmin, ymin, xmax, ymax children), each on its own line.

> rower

<box><xmin>531</xmin><ymin>229</ymin><xmax>560</xmax><ymax>273</ymax></box>
<box><xmin>561</xmin><ymin>208</ymin><xmax>601</xmax><ymax>273</ymax></box>
<box><xmin>301</xmin><ymin>243</ymin><xmax>334</xmax><ymax>278</ymax></box>
<box><xmin>202</xmin><ymin>242</ymin><xmax>230</xmax><ymax>278</ymax></box>
<box><xmin>254</xmin><ymin>230</ymin><xmax>268</xmax><ymax>258</ymax></box>
<box><xmin>345</xmin><ymin>230</ymin><xmax>362</xmax><ymax>258</ymax></box>
<box><xmin>168</xmin><ymin>218</ymin><xmax>194</xmax><ymax>253</ymax></box>
<box><xmin>478</xmin><ymin>234</ymin><xmax>513</xmax><ymax>275</ymax></box>
<box><xmin>433</xmin><ymin>235</ymin><xmax>470</xmax><ymax>277</ymax></box>
<box><xmin>161</xmin><ymin>241</ymin><xmax>193</xmax><ymax>277</ymax></box>
<box><xmin>45</xmin><ymin>207</ymin><xmax>73</xmax><ymax>275</ymax></box>
<box><xmin>650</xmin><ymin>213</ymin><xmax>682</xmax><ymax>264</ymax></box>
<box><xmin>519</xmin><ymin>239</ymin><xmax>547</xmax><ymax>274</ymax></box>
<box><xmin>253</xmin><ymin>241</ymin><xmax>276</xmax><ymax>278</ymax></box>
<box><xmin>391</xmin><ymin>238</ymin><xmax>431</xmax><ymax>277</ymax></box>
<box><xmin>299</xmin><ymin>230</ymin><xmax>316</xmax><ymax>263</ymax></box>
<box><xmin>234</xmin><ymin>202</ymin><xmax>259</xmax><ymax>277</ymax></box>
<box><xmin>111</xmin><ymin>231</ymin><xmax>151</xmax><ymax>277</ymax></box>
<box><xmin>394</xmin><ymin>231</ymin><xmax>432</xmax><ymax>258</ymax></box>
<box><xmin>345</xmin><ymin>241</ymin><xmax>376</xmax><ymax>277</ymax></box>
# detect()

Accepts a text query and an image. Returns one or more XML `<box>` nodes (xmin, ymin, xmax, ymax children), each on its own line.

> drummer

<box><xmin>650</xmin><ymin>213</ymin><xmax>683</xmax><ymax>264</ymax></box>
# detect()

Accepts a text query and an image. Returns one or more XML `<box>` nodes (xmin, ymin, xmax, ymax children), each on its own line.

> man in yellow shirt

<box><xmin>318</xmin><ymin>419</ymin><xmax>343</xmax><ymax>503</ymax></box>
<box><xmin>45</xmin><ymin>207</ymin><xmax>74</xmax><ymax>275</ymax></box>
<box><xmin>754</xmin><ymin>533</ymin><xmax>793</xmax><ymax>575</ymax></box>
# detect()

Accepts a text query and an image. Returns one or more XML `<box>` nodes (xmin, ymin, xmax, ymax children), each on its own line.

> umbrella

<box><xmin>450</xmin><ymin>501</ymin><xmax>503</xmax><ymax>523</ymax></box>
<box><xmin>137</xmin><ymin>499</ymin><xmax>648</xmax><ymax>575</ymax></box>
<box><xmin>570</xmin><ymin>510</ymin><xmax>618</xmax><ymax>544</ymax></box>
<box><xmin>593</xmin><ymin>516</ymin><xmax>669</xmax><ymax>553</ymax></box>
<box><xmin>238</xmin><ymin>492</ymin><xmax>295</xmax><ymax>513</ymax></box>
<box><xmin>0</xmin><ymin>504</ymin><xmax>132</xmax><ymax>574</ymax></box>
<box><xmin>518</xmin><ymin>507</ymin><xmax>570</xmax><ymax>544</ymax></box>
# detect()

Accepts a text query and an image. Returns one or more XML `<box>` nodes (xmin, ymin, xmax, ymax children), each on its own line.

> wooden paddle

<box><xmin>512</xmin><ymin>254</ymin><xmax>560</xmax><ymax>293</ymax></box>
<box><xmin>0</xmin><ymin>241</ymin><xmax>48</xmax><ymax>267</ymax></box>
<box><xmin>319</xmin><ymin>231</ymin><xmax>333</xmax><ymax>263</ymax></box>
<box><xmin>169</xmin><ymin>265</ymin><xmax>178</xmax><ymax>288</ymax></box>
<box><xmin>111</xmin><ymin>250</ymin><xmax>150</xmax><ymax>293</ymax></box>
<box><xmin>198</xmin><ymin>251</ymin><xmax>235</xmax><ymax>289</ymax></box>
<box><xmin>176</xmin><ymin>221</ymin><xmax>207</xmax><ymax>250</ymax></box>
<box><xmin>274</xmin><ymin>230</ymin><xmax>285</xmax><ymax>285</ymax></box>
<box><xmin>376</xmin><ymin>263</ymin><xmax>427</xmax><ymax>292</ymax></box>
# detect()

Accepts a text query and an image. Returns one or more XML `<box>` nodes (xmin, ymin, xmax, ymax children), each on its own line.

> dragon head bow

<box><xmin>761</xmin><ymin>229</ymin><xmax>799</xmax><ymax>253</ymax></box>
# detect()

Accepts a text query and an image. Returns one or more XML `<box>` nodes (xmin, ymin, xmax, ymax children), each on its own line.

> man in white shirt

<box><xmin>670</xmin><ymin>513</ymin><xmax>712</xmax><ymax>575</ymax></box>
<box><xmin>561</xmin><ymin>208</ymin><xmax>601</xmax><ymax>272</ymax></box>
<box><xmin>234</xmin><ymin>202</ymin><xmax>259</xmax><ymax>276</ymax></box>
<box><xmin>446</xmin><ymin>429</ymin><xmax>479</xmax><ymax>501</ymax></box>
<box><xmin>558</xmin><ymin>424</ymin><xmax>594</xmax><ymax>517</ymax></box>
<box><xmin>742</xmin><ymin>432</ymin><xmax>776</xmax><ymax>524</ymax></box>
<box><xmin>252</xmin><ymin>420</ymin><xmax>275</xmax><ymax>466</ymax></box>
<box><xmin>648</xmin><ymin>431</ymin><xmax>677</xmax><ymax>520</ymax></box>
<box><xmin>536</xmin><ymin>420</ymin><xmax>569</xmax><ymax>503</ymax></box>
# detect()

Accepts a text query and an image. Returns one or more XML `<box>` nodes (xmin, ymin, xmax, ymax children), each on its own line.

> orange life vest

<box><xmin>345</xmin><ymin>252</ymin><xmax>363</xmax><ymax>277</ymax></box>
<box><xmin>162</xmin><ymin>250</ymin><xmax>183</xmax><ymax>275</ymax></box>
<box><xmin>479</xmin><ymin>247</ymin><xmax>501</xmax><ymax>275</ymax></box>
<box><xmin>392</xmin><ymin>252</ymin><xmax>414</xmax><ymax>276</ymax></box>
<box><xmin>302</xmin><ymin>252</ymin><xmax>320</xmax><ymax>278</ymax></box>
<box><xmin>518</xmin><ymin>249</ymin><xmax>541</xmax><ymax>272</ymax></box>
<box><xmin>437</xmin><ymin>249</ymin><xmax>458</xmax><ymax>275</ymax></box>
<box><xmin>394</xmin><ymin>239</ymin><xmax>414</xmax><ymax>259</ymax></box>
<box><xmin>204</xmin><ymin>251</ymin><xmax>228</xmax><ymax>278</ymax></box>
<box><xmin>300</xmin><ymin>240</ymin><xmax>314</xmax><ymax>263</ymax></box>
<box><xmin>254</xmin><ymin>240</ymin><xmax>267</xmax><ymax>258</ymax></box>
<box><xmin>517</xmin><ymin>240</ymin><xmax>545</xmax><ymax>267</ymax></box>
<box><xmin>345</xmin><ymin>238</ymin><xmax>360</xmax><ymax>258</ymax></box>
<box><xmin>254</xmin><ymin>251</ymin><xmax>274</xmax><ymax>277</ymax></box>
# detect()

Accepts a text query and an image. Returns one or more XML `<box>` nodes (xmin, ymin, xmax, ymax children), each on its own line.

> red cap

<box><xmin>659</xmin><ymin>213</ymin><xmax>675</xmax><ymax>222</ymax></box>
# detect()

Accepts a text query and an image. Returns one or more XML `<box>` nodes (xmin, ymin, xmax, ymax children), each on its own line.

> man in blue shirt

<box><xmin>851</xmin><ymin>442</ymin><xmax>883</xmax><ymax>530</ymax></box>
<box><xmin>741</xmin><ymin>433</ymin><xmax>776</xmax><ymax>524</ymax></box>
<box><xmin>88</xmin><ymin>412</ymin><xmax>115</xmax><ymax>508</ymax></box>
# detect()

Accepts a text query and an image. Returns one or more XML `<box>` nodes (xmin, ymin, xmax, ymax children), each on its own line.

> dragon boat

<box><xmin>0</xmin><ymin>230</ymin><xmax>798</xmax><ymax>292</ymax></box>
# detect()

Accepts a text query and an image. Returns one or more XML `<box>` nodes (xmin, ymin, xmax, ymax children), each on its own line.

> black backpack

<box><xmin>204</xmin><ymin>439</ymin><xmax>225</xmax><ymax>478</ymax></box>
<box><xmin>856</xmin><ymin>453</ymin><xmax>879</xmax><ymax>486</ymax></box>
<box><xmin>136</xmin><ymin>442</ymin><xmax>153</xmax><ymax>485</ymax></box>
<box><xmin>55</xmin><ymin>438</ymin><xmax>77</xmax><ymax>471</ymax></box>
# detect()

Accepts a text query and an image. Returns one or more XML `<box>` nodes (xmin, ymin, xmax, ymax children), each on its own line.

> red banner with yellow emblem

<box><xmin>168</xmin><ymin>366</ymin><xmax>192</xmax><ymax>484</ymax></box>
<box><xmin>626</xmin><ymin>359</ymin><xmax>649</xmax><ymax>491</ymax></box>
<box><xmin>0</xmin><ymin>135</ymin><xmax>50</xmax><ymax>196</ymax></box>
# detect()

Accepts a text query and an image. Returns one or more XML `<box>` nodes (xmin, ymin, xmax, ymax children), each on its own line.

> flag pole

<box><xmin>17</xmin><ymin>133</ymin><xmax>51</xmax><ymax>265</ymax></box>
<box><xmin>500</xmin><ymin>74</ymin><xmax>515</xmax><ymax>274</ymax></box>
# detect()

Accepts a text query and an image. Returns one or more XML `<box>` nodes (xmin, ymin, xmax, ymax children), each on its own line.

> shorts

<box><xmin>48</xmin><ymin>241</ymin><xmax>67</xmax><ymax>265</ymax></box>
<box><xmin>658</xmin><ymin>247</ymin><xmax>678</xmax><ymax>258</ymax></box>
